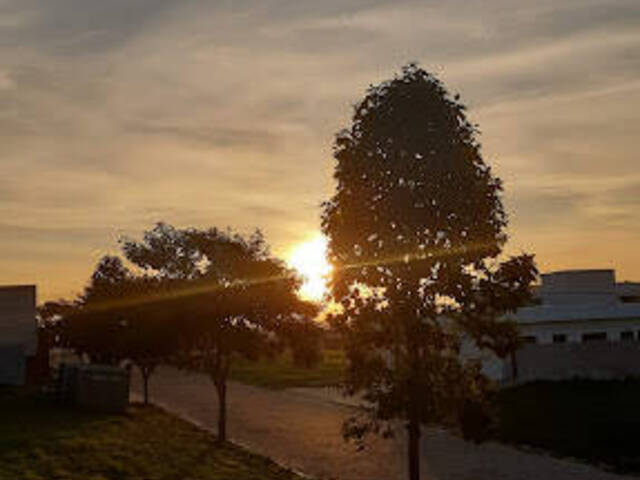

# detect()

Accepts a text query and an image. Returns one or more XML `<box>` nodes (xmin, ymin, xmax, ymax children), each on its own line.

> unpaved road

<box><xmin>132</xmin><ymin>367</ymin><xmax>630</xmax><ymax>480</ymax></box>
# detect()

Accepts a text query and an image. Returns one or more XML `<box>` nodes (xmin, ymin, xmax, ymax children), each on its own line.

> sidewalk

<box><xmin>132</xmin><ymin>367</ymin><xmax>631</xmax><ymax>480</ymax></box>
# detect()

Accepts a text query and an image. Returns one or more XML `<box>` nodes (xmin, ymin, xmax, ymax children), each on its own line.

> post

<box><xmin>407</xmin><ymin>417</ymin><xmax>421</xmax><ymax>480</ymax></box>
<box><xmin>143</xmin><ymin>370</ymin><xmax>150</xmax><ymax>405</ymax></box>
<box><xmin>510</xmin><ymin>350</ymin><xmax>518</xmax><ymax>381</ymax></box>
<box><xmin>216</xmin><ymin>379</ymin><xmax>227</xmax><ymax>442</ymax></box>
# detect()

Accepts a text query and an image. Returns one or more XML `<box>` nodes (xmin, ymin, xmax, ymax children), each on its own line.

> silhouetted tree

<box><xmin>122</xmin><ymin>223</ymin><xmax>319</xmax><ymax>442</ymax></box>
<box><xmin>322</xmin><ymin>64</ymin><xmax>537</xmax><ymax>480</ymax></box>
<box><xmin>37</xmin><ymin>299</ymin><xmax>75</xmax><ymax>347</ymax></box>
<box><xmin>121</xmin><ymin>222</ymin><xmax>202</xmax><ymax>280</ymax></box>
<box><xmin>60</xmin><ymin>256</ymin><xmax>132</xmax><ymax>365</ymax></box>
<box><xmin>59</xmin><ymin>256</ymin><xmax>177</xmax><ymax>404</ymax></box>
<box><xmin>118</xmin><ymin>277</ymin><xmax>179</xmax><ymax>405</ymax></box>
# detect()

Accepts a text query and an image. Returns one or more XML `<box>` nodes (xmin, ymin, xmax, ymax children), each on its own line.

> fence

<box><xmin>514</xmin><ymin>341</ymin><xmax>640</xmax><ymax>383</ymax></box>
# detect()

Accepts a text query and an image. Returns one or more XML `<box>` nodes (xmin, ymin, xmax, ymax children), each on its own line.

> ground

<box><xmin>0</xmin><ymin>387</ymin><xmax>302</xmax><ymax>480</ymax></box>
<box><xmin>135</xmin><ymin>366</ymin><xmax>632</xmax><ymax>480</ymax></box>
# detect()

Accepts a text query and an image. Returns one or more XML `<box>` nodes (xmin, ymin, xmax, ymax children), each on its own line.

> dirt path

<box><xmin>132</xmin><ymin>367</ymin><xmax>630</xmax><ymax>480</ymax></box>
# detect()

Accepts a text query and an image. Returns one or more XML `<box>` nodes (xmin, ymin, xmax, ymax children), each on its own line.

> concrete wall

<box><xmin>0</xmin><ymin>285</ymin><xmax>36</xmax><ymax>355</ymax></box>
<box><xmin>513</xmin><ymin>341</ymin><xmax>640</xmax><ymax>383</ymax></box>
<box><xmin>0</xmin><ymin>345</ymin><xmax>26</xmax><ymax>386</ymax></box>
<box><xmin>0</xmin><ymin>285</ymin><xmax>36</xmax><ymax>385</ymax></box>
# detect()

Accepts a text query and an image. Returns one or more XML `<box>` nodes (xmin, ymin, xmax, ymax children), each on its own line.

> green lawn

<box><xmin>0</xmin><ymin>387</ymin><xmax>302</xmax><ymax>480</ymax></box>
<box><xmin>230</xmin><ymin>349</ymin><xmax>345</xmax><ymax>389</ymax></box>
<box><xmin>494</xmin><ymin>379</ymin><xmax>640</xmax><ymax>474</ymax></box>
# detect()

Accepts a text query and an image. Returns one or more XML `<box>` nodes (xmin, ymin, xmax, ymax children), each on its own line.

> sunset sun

<box><xmin>287</xmin><ymin>234</ymin><xmax>332</xmax><ymax>302</ymax></box>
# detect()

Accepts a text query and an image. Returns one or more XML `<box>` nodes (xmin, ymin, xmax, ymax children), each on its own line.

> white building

<box><xmin>481</xmin><ymin>269</ymin><xmax>640</xmax><ymax>383</ymax></box>
<box><xmin>0</xmin><ymin>285</ymin><xmax>37</xmax><ymax>385</ymax></box>
<box><xmin>515</xmin><ymin>269</ymin><xmax>640</xmax><ymax>345</ymax></box>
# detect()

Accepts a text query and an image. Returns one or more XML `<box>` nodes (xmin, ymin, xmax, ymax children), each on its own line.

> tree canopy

<box><xmin>322</xmin><ymin>64</ymin><xmax>537</xmax><ymax>480</ymax></box>
<box><xmin>121</xmin><ymin>223</ymin><xmax>320</xmax><ymax>441</ymax></box>
<box><xmin>58</xmin><ymin>255</ymin><xmax>178</xmax><ymax>403</ymax></box>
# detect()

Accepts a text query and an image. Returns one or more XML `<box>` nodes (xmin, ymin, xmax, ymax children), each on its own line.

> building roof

<box><xmin>513</xmin><ymin>270</ymin><xmax>640</xmax><ymax>324</ymax></box>
<box><xmin>514</xmin><ymin>303</ymin><xmax>640</xmax><ymax>324</ymax></box>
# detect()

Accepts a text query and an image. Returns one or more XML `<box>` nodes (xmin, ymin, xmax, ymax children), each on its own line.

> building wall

<box><xmin>520</xmin><ymin>318</ymin><xmax>640</xmax><ymax>344</ymax></box>
<box><xmin>514</xmin><ymin>341</ymin><xmax>640</xmax><ymax>383</ymax></box>
<box><xmin>539</xmin><ymin>269</ymin><xmax>618</xmax><ymax>306</ymax></box>
<box><xmin>0</xmin><ymin>285</ymin><xmax>37</xmax><ymax>385</ymax></box>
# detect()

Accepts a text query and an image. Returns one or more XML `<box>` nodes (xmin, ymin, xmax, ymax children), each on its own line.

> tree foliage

<box><xmin>121</xmin><ymin>223</ymin><xmax>320</xmax><ymax>441</ymax></box>
<box><xmin>59</xmin><ymin>255</ymin><xmax>178</xmax><ymax>404</ymax></box>
<box><xmin>60</xmin><ymin>256</ymin><xmax>133</xmax><ymax>365</ymax></box>
<box><xmin>322</xmin><ymin>64</ymin><xmax>537</xmax><ymax>480</ymax></box>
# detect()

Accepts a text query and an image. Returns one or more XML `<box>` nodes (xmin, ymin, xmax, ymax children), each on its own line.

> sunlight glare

<box><xmin>287</xmin><ymin>235</ymin><xmax>332</xmax><ymax>302</ymax></box>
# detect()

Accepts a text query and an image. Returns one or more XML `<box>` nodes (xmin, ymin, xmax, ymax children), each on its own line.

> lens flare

<box><xmin>287</xmin><ymin>235</ymin><xmax>332</xmax><ymax>302</ymax></box>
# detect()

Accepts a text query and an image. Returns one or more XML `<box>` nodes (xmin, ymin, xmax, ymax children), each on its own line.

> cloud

<box><xmin>129</xmin><ymin>123</ymin><xmax>279</xmax><ymax>151</ymax></box>
<box><xmin>0</xmin><ymin>0</ymin><xmax>177</xmax><ymax>54</ymax></box>
<box><xmin>1</xmin><ymin>0</ymin><xmax>640</xmax><ymax>299</ymax></box>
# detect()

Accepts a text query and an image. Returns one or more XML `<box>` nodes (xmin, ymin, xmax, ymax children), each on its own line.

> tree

<box><xmin>321</xmin><ymin>64</ymin><xmax>537</xmax><ymax>480</ymax></box>
<box><xmin>59</xmin><ymin>255</ymin><xmax>177</xmax><ymax>404</ymax></box>
<box><xmin>122</xmin><ymin>223</ymin><xmax>319</xmax><ymax>442</ymax></box>
<box><xmin>117</xmin><ymin>276</ymin><xmax>178</xmax><ymax>405</ymax></box>
<box><xmin>37</xmin><ymin>299</ymin><xmax>75</xmax><ymax>348</ymax></box>
<box><xmin>60</xmin><ymin>256</ymin><xmax>132</xmax><ymax>365</ymax></box>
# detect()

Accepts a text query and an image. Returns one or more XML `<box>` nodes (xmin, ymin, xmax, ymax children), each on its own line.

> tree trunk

<box><xmin>142</xmin><ymin>370</ymin><xmax>150</xmax><ymax>405</ymax></box>
<box><xmin>510</xmin><ymin>351</ymin><xmax>518</xmax><ymax>381</ymax></box>
<box><xmin>138</xmin><ymin>365</ymin><xmax>154</xmax><ymax>406</ymax></box>
<box><xmin>215</xmin><ymin>379</ymin><xmax>227</xmax><ymax>443</ymax></box>
<box><xmin>407</xmin><ymin>417</ymin><xmax>421</xmax><ymax>480</ymax></box>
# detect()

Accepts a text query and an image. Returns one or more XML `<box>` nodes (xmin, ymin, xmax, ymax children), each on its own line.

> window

<box><xmin>553</xmin><ymin>334</ymin><xmax>567</xmax><ymax>343</ymax></box>
<box><xmin>621</xmin><ymin>331</ymin><xmax>634</xmax><ymax>341</ymax></box>
<box><xmin>521</xmin><ymin>335</ymin><xmax>537</xmax><ymax>344</ymax></box>
<box><xmin>582</xmin><ymin>332</ymin><xmax>607</xmax><ymax>342</ymax></box>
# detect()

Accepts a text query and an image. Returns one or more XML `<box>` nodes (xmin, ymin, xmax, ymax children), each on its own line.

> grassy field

<box><xmin>230</xmin><ymin>349</ymin><xmax>345</xmax><ymax>389</ymax></box>
<box><xmin>0</xmin><ymin>387</ymin><xmax>302</xmax><ymax>480</ymax></box>
<box><xmin>494</xmin><ymin>379</ymin><xmax>640</xmax><ymax>474</ymax></box>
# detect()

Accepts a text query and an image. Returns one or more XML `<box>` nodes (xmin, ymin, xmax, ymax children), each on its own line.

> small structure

<box><xmin>0</xmin><ymin>285</ymin><xmax>37</xmax><ymax>386</ymax></box>
<box><xmin>73</xmin><ymin>364</ymin><xmax>130</xmax><ymax>413</ymax></box>
<box><xmin>51</xmin><ymin>363</ymin><xmax>130</xmax><ymax>413</ymax></box>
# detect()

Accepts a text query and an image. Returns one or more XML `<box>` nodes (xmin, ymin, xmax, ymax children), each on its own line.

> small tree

<box><xmin>37</xmin><ymin>299</ymin><xmax>75</xmax><ymax>348</ymax></box>
<box><xmin>122</xmin><ymin>223</ymin><xmax>319</xmax><ymax>442</ymax></box>
<box><xmin>118</xmin><ymin>277</ymin><xmax>178</xmax><ymax>405</ymax></box>
<box><xmin>322</xmin><ymin>64</ymin><xmax>537</xmax><ymax>480</ymax></box>
<box><xmin>60</xmin><ymin>256</ymin><xmax>132</xmax><ymax>365</ymax></box>
<box><xmin>59</xmin><ymin>256</ymin><xmax>176</xmax><ymax>404</ymax></box>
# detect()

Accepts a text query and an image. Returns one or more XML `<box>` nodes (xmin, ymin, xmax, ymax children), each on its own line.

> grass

<box><xmin>230</xmin><ymin>349</ymin><xmax>346</xmax><ymax>389</ymax></box>
<box><xmin>0</xmin><ymin>387</ymin><xmax>302</xmax><ymax>480</ymax></box>
<box><xmin>493</xmin><ymin>379</ymin><xmax>640</xmax><ymax>474</ymax></box>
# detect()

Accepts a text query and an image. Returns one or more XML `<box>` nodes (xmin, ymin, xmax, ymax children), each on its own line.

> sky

<box><xmin>1</xmin><ymin>0</ymin><xmax>639</xmax><ymax>302</ymax></box>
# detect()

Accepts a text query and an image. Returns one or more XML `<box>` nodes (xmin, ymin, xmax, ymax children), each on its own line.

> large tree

<box><xmin>322</xmin><ymin>64</ymin><xmax>537</xmax><ymax>480</ymax></box>
<box><xmin>121</xmin><ymin>223</ymin><xmax>319</xmax><ymax>442</ymax></box>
